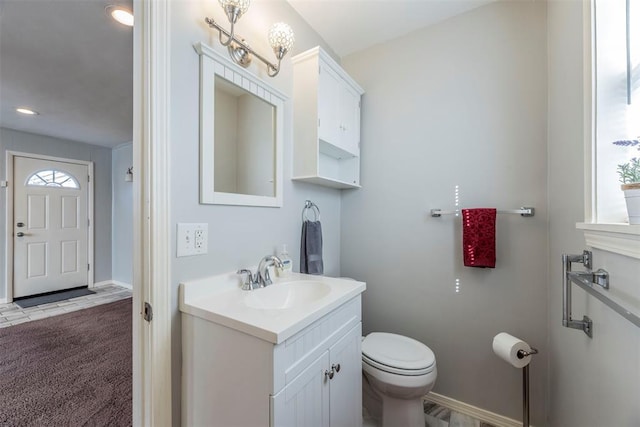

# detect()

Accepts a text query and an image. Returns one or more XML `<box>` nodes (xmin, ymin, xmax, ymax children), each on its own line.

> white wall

<box><xmin>111</xmin><ymin>142</ymin><xmax>133</xmax><ymax>285</ymax></box>
<box><xmin>341</xmin><ymin>2</ymin><xmax>548</xmax><ymax>424</ymax></box>
<box><xmin>0</xmin><ymin>127</ymin><xmax>113</xmax><ymax>298</ymax></box>
<box><xmin>167</xmin><ymin>2</ymin><xmax>342</xmax><ymax>423</ymax></box>
<box><xmin>547</xmin><ymin>2</ymin><xmax>640</xmax><ymax>426</ymax></box>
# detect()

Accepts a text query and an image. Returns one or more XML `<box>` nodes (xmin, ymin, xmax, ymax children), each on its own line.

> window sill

<box><xmin>576</xmin><ymin>223</ymin><xmax>640</xmax><ymax>259</ymax></box>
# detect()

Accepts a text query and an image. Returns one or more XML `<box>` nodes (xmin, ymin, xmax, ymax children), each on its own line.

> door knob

<box><xmin>16</xmin><ymin>222</ymin><xmax>24</xmax><ymax>227</ymax></box>
<box><xmin>16</xmin><ymin>232</ymin><xmax>25</xmax><ymax>237</ymax></box>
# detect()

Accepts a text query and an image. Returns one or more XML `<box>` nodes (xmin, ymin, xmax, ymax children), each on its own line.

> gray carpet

<box><xmin>14</xmin><ymin>287</ymin><xmax>96</xmax><ymax>308</ymax></box>
<box><xmin>0</xmin><ymin>298</ymin><xmax>132</xmax><ymax>426</ymax></box>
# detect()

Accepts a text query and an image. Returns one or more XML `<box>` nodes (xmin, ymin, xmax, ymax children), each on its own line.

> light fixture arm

<box><xmin>205</xmin><ymin>17</ymin><xmax>283</xmax><ymax>77</ymax></box>
<box><xmin>217</xmin><ymin>6</ymin><xmax>240</xmax><ymax>46</ymax></box>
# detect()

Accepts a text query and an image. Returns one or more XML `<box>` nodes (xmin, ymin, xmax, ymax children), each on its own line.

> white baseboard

<box><xmin>425</xmin><ymin>392</ymin><xmax>532</xmax><ymax>427</ymax></box>
<box><xmin>111</xmin><ymin>280</ymin><xmax>133</xmax><ymax>290</ymax></box>
<box><xmin>93</xmin><ymin>280</ymin><xmax>133</xmax><ymax>290</ymax></box>
<box><xmin>0</xmin><ymin>297</ymin><xmax>7</xmax><ymax>304</ymax></box>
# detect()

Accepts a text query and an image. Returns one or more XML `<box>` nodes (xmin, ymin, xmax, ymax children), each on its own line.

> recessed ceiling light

<box><xmin>106</xmin><ymin>5</ymin><xmax>134</xmax><ymax>27</ymax></box>
<box><xmin>16</xmin><ymin>107</ymin><xmax>39</xmax><ymax>115</ymax></box>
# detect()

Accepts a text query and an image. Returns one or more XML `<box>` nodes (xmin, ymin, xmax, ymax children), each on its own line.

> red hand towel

<box><xmin>462</xmin><ymin>208</ymin><xmax>497</xmax><ymax>268</ymax></box>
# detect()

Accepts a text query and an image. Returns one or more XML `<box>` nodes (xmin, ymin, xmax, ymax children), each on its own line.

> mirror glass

<box><xmin>197</xmin><ymin>42</ymin><xmax>284</xmax><ymax>207</ymax></box>
<box><xmin>214</xmin><ymin>76</ymin><xmax>276</xmax><ymax>197</ymax></box>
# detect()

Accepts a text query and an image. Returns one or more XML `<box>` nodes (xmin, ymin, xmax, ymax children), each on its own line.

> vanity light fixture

<box><xmin>205</xmin><ymin>0</ymin><xmax>294</xmax><ymax>77</ymax></box>
<box><xmin>106</xmin><ymin>5</ymin><xmax>134</xmax><ymax>27</ymax></box>
<box><xmin>16</xmin><ymin>107</ymin><xmax>39</xmax><ymax>115</ymax></box>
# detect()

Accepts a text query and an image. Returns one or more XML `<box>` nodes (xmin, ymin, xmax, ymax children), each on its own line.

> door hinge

<box><xmin>87</xmin><ymin>218</ymin><xmax>90</xmax><ymax>227</ymax></box>
<box><xmin>87</xmin><ymin>175</ymin><xmax>90</xmax><ymax>182</ymax></box>
<box><xmin>87</xmin><ymin>263</ymin><xmax>90</xmax><ymax>271</ymax></box>
<box><xmin>144</xmin><ymin>302</ymin><xmax>153</xmax><ymax>322</ymax></box>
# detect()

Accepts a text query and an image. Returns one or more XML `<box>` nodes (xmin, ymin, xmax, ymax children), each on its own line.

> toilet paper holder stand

<box><xmin>517</xmin><ymin>348</ymin><xmax>538</xmax><ymax>359</ymax></box>
<box><xmin>519</xmin><ymin>347</ymin><xmax>538</xmax><ymax>427</ymax></box>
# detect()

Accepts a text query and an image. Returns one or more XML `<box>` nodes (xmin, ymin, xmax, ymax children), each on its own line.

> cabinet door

<box><xmin>318</xmin><ymin>64</ymin><xmax>341</xmax><ymax>147</ymax></box>
<box><xmin>338</xmin><ymin>86</ymin><xmax>361</xmax><ymax>157</ymax></box>
<box><xmin>329</xmin><ymin>323</ymin><xmax>362</xmax><ymax>427</ymax></box>
<box><xmin>271</xmin><ymin>351</ymin><xmax>330</xmax><ymax>427</ymax></box>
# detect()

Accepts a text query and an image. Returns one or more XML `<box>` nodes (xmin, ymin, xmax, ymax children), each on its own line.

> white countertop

<box><xmin>179</xmin><ymin>272</ymin><xmax>366</xmax><ymax>344</ymax></box>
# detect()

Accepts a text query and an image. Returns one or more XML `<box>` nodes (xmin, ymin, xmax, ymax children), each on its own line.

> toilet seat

<box><xmin>362</xmin><ymin>333</ymin><xmax>435</xmax><ymax>376</ymax></box>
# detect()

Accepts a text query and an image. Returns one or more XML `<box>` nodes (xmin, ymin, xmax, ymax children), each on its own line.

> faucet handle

<box><xmin>262</xmin><ymin>268</ymin><xmax>273</xmax><ymax>287</ymax></box>
<box><xmin>237</xmin><ymin>269</ymin><xmax>258</xmax><ymax>291</ymax></box>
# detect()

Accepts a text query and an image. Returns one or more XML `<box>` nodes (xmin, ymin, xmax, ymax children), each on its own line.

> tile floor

<box><xmin>424</xmin><ymin>401</ymin><xmax>498</xmax><ymax>427</ymax></box>
<box><xmin>0</xmin><ymin>284</ymin><xmax>132</xmax><ymax>328</ymax></box>
<box><xmin>363</xmin><ymin>400</ymin><xmax>497</xmax><ymax>427</ymax></box>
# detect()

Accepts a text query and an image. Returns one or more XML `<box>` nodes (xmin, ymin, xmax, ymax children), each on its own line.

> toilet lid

<box><xmin>362</xmin><ymin>333</ymin><xmax>435</xmax><ymax>375</ymax></box>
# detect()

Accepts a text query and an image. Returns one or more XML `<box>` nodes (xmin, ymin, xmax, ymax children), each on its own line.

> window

<box><xmin>27</xmin><ymin>170</ymin><xmax>80</xmax><ymax>189</ymax></box>
<box><xmin>579</xmin><ymin>0</ymin><xmax>640</xmax><ymax>260</ymax></box>
<box><xmin>592</xmin><ymin>0</ymin><xmax>640</xmax><ymax>223</ymax></box>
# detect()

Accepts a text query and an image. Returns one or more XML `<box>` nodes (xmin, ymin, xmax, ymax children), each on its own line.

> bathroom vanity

<box><xmin>180</xmin><ymin>273</ymin><xmax>366</xmax><ymax>426</ymax></box>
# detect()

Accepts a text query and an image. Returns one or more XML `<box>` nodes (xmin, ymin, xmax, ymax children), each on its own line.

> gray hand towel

<box><xmin>300</xmin><ymin>220</ymin><xmax>323</xmax><ymax>275</ymax></box>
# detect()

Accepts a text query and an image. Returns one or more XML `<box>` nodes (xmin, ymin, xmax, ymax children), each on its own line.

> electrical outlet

<box><xmin>177</xmin><ymin>223</ymin><xmax>208</xmax><ymax>257</ymax></box>
<box><xmin>193</xmin><ymin>224</ymin><xmax>208</xmax><ymax>253</ymax></box>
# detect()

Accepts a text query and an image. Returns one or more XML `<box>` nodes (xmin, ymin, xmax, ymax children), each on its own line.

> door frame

<box><xmin>4</xmin><ymin>151</ymin><xmax>94</xmax><ymax>303</ymax></box>
<box><xmin>132</xmin><ymin>0</ymin><xmax>172</xmax><ymax>424</ymax></box>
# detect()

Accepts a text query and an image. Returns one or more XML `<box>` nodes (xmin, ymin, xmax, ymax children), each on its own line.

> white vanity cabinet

<box><xmin>271</xmin><ymin>322</ymin><xmax>362</xmax><ymax>427</ymax></box>
<box><xmin>181</xmin><ymin>295</ymin><xmax>363</xmax><ymax>427</ymax></box>
<box><xmin>292</xmin><ymin>46</ymin><xmax>365</xmax><ymax>189</ymax></box>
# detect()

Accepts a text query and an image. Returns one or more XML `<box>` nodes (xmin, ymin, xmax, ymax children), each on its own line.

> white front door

<box><xmin>13</xmin><ymin>156</ymin><xmax>90</xmax><ymax>298</ymax></box>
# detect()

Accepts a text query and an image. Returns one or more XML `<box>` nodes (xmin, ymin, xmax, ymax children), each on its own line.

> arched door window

<box><xmin>26</xmin><ymin>170</ymin><xmax>80</xmax><ymax>189</ymax></box>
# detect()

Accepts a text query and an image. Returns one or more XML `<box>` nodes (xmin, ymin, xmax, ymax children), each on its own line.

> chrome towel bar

<box><xmin>562</xmin><ymin>250</ymin><xmax>640</xmax><ymax>338</ymax></box>
<box><xmin>430</xmin><ymin>207</ymin><xmax>535</xmax><ymax>217</ymax></box>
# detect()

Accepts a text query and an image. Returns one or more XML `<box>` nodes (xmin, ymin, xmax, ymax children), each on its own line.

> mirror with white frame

<box><xmin>195</xmin><ymin>42</ymin><xmax>285</xmax><ymax>207</ymax></box>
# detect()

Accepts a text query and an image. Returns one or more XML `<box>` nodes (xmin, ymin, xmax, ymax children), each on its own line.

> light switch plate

<box><xmin>177</xmin><ymin>223</ymin><xmax>208</xmax><ymax>257</ymax></box>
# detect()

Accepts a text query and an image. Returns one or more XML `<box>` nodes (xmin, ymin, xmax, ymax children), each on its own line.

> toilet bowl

<box><xmin>362</xmin><ymin>332</ymin><xmax>437</xmax><ymax>427</ymax></box>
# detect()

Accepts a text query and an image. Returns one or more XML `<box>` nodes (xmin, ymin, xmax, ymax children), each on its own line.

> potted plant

<box><xmin>613</xmin><ymin>139</ymin><xmax>640</xmax><ymax>224</ymax></box>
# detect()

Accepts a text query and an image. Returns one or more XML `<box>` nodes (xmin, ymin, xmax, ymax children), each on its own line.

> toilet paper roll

<box><xmin>492</xmin><ymin>332</ymin><xmax>532</xmax><ymax>368</ymax></box>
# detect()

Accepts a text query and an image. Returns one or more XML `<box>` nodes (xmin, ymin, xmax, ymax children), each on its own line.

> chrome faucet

<box><xmin>257</xmin><ymin>255</ymin><xmax>284</xmax><ymax>287</ymax></box>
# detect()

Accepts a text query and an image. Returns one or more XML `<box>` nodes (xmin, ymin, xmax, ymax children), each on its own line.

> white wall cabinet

<box><xmin>292</xmin><ymin>46</ymin><xmax>365</xmax><ymax>189</ymax></box>
<box><xmin>182</xmin><ymin>296</ymin><xmax>363</xmax><ymax>427</ymax></box>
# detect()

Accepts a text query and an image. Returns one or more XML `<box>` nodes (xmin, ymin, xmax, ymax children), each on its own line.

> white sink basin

<box><xmin>243</xmin><ymin>281</ymin><xmax>331</xmax><ymax>310</ymax></box>
<box><xmin>180</xmin><ymin>272</ymin><xmax>366</xmax><ymax>343</ymax></box>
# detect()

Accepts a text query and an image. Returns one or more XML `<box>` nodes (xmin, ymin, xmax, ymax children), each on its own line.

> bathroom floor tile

<box><xmin>449</xmin><ymin>412</ymin><xmax>481</xmax><ymax>427</ymax></box>
<box><xmin>0</xmin><ymin>284</ymin><xmax>132</xmax><ymax>328</ymax></box>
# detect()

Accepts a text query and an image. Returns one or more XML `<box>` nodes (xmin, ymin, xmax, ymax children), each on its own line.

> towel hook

<box><xmin>302</xmin><ymin>200</ymin><xmax>320</xmax><ymax>222</ymax></box>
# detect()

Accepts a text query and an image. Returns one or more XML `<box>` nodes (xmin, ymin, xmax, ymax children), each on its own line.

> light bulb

<box><xmin>16</xmin><ymin>107</ymin><xmax>38</xmax><ymax>115</ymax></box>
<box><xmin>218</xmin><ymin>0</ymin><xmax>250</xmax><ymax>16</ymax></box>
<box><xmin>268</xmin><ymin>22</ymin><xmax>295</xmax><ymax>54</ymax></box>
<box><xmin>106</xmin><ymin>6</ymin><xmax>134</xmax><ymax>27</ymax></box>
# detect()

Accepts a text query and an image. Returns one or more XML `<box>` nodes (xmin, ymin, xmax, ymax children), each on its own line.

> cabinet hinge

<box><xmin>144</xmin><ymin>302</ymin><xmax>153</xmax><ymax>322</ymax></box>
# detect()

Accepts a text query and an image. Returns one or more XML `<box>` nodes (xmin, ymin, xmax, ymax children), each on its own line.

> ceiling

<box><xmin>0</xmin><ymin>0</ymin><xmax>133</xmax><ymax>148</ymax></box>
<box><xmin>286</xmin><ymin>0</ymin><xmax>497</xmax><ymax>57</ymax></box>
<box><xmin>0</xmin><ymin>0</ymin><xmax>492</xmax><ymax>148</ymax></box>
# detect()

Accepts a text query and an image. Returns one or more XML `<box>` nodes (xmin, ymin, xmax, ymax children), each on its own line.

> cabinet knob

<box><xmin>332</xmin><ymin>363</ymin><xmax>341</xmax><ymax>373</ymax></box>
<box><xmin>324</xmin><ymin>369</ymin><xmax>334</xmax><ymax>380</ymax></box>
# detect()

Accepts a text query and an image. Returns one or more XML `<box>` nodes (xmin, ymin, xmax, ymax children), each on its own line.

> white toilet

<box><xmin>361</xmin><ymin>332</ymin><xmax>437</xmax><ymax>427</ymax></box>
